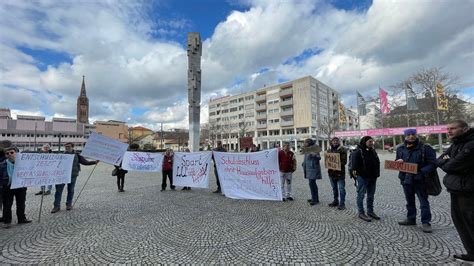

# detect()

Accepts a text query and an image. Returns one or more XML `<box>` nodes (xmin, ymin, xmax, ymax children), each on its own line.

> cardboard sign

<box><xmin>300</xmin><ymin>145</ymin><xmax>321</xmax><ymax>154</ymax></box>
<box><xmin>384</xmin><ymin>160</ymin><xmax>418</xmax><ymax>174</ymax></box>
<box><xmin>324</xmin><ymin>153</ymin><xmax>341</xmax><ymax>171</ymax></box>
<box><xmin>11</xmin><ymin>153</ymin><xmax>75</xmax><ymax>189</ymax></box>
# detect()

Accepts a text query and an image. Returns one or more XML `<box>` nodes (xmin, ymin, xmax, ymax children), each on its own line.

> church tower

<box><xmin>77</xmin><ymin>76</ymin><xmax>89</xmax><ymax>124</ymax></box>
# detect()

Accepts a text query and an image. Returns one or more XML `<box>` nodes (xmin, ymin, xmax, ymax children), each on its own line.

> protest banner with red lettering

<box><xmin>214</xmin><ymin>149</ymin><xmax>282</xmax><ymax>201</ymax></box>
<box><xmin>122</xmin><ymin>152</ymin><xmax>164</xmax><ymax>172</ymax></box>
<box><xmin>11</xmin><ymin>153</ymin><xmax>74</xmax><ymax>189</ymax></box>
<box><xmin>172</xmin><ymin>152</ymin><xmax>212</xmax><ymax>188</ymax></box>
<box><xmin>384</xmin><ymin>160</ymin><xmax>418</xmax><ymax>174</ymax></box>
<box><xmin>81</xmin><ymin>133</ymin><xmax>129</xmax><ymax>165</ymax></box>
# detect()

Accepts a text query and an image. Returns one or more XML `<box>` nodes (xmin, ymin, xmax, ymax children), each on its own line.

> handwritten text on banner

<box><xmin>172</xmin><ymin>152</ymin><xmax>212</xmax><ymax>188</ymax></box>
<box><xmin>81</xmin><ymin>133</ymin><xmax>129</xmax><ymax>165</ymax></box>
<box><xmin>122</xmin><ymin>152</ymin><xmax>164</xmax><ymax>172</ymax></box>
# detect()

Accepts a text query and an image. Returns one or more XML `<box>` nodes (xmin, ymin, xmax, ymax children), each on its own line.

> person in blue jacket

<box><xmin>396</xmin><ymin>128</ymin><xmax>436</xmax><ymax>233</ymax></box>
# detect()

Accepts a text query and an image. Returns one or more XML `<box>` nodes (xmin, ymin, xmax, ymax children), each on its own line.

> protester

<box><xmin>278</xmin><ymin>142</ymin><xmax>296</xmax><ymax>201</ymax></box>
<box><xmin>35</xmin><ymin>144</ymin><xmax>53</xmax><ymax>196</ymax></box>
<box><xmin>161</xmin><ymin>148</ymin><xmax>175</xmax><ymax>191</ymax></box>
<box><xmin>0</xmin><ymin>140</ymin><xmax>13</xmax><ymax>223</ymax></box>
<box><xmin>351</xmin><ymin>136</ymin><xmax>380</xmax><ymax>222</ymax></box>
<box><xmin>327</xmin><ymin>137</ymin><xmax>348</xmax><ymax>210</ymax></box>
<box><xmin>51</xmin><ymin>142</ymin><xmax>98</xmax><ymax>213</ymax></box>
<box><xmin>437</xmin><ymin>120</ymin><xmax>474</xmax><ymax>262</ymax></box>
<box><xmin>114</xmin><ymin>162</ymin><xmax>127</xmax><ymax>193</ymax></box>
<box><xmin>302</xmin><ymin>138</ymin><xmax>322</xmax><ymax>206</ymax></box>
<box><xmin>396</xmin><ymin>128</ymin><xmax>436</xmax><ymax>233</ymax></box>
<box><xmin>212</xmin><ymin>141</ymin><xmax>226</xmax><ymax>193</ymax></box>
<box><xmin>2</xmin><ymin>146</ymin><xmax>31</xmax><ymax>227</ymax></box>
<box><xmin>274</xmin><ymin>143</ymin><xmax>281</xmax><ymax>151</ymax></box>
<box><xmin>250</xmin><ymin>144</ymin><xmax>259</xmax><ymax>152</ymax></box>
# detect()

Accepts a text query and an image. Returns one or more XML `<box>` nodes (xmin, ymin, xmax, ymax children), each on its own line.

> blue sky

<box><xmin>0</xmin><ymin>0</ymin><xmax>473</xmax><ymax>129</ymax></box>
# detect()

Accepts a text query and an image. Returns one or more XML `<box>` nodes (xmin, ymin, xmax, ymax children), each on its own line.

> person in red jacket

<box><xmin>278</xmin><ymin>142</ymin><xmax>296</xmax><ymax>201</ymax></box>
<box><xmin>161</xmin><ymin>149</ymin><xmax>175</xmax><ymax>191</ymax></box>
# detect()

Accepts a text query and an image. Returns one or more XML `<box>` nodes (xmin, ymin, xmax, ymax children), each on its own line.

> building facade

<box><xmin>208</xmin><ymin>76</ymin><xmax>340</xmax><ymax>151</ymax></box>
<box><xmin>94</xmin><ymin>120</ymin><xmax>129</xmax><ymax>143</ymax></box>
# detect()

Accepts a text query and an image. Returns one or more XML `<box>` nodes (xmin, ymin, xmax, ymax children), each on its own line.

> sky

<box><xmin>1</xmin><ymin>0</ymin><xmax>473</xmax><ymax>130</ymax></box>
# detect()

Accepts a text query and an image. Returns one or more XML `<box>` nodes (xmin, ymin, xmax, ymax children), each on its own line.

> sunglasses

<box><xmin>6</xmin><ymin>151</ymin><xmax>15</xmax><ymax>155</ymax></box>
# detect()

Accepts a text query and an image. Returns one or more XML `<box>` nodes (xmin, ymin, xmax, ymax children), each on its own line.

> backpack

<box><xmin>421</xmin><ymin>144</ymin><xmax>442</xmax><ymax>196</ymax></box>
<box><xmin>348</xmin><ymin>147</ymin><xmax>364</xmax><ymax>176</ymax></box>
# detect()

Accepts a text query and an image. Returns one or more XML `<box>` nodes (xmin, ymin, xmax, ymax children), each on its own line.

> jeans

<box><xmin>402</xmin><ymin>183</ymin><xmax>431</xmax><ymax>224</ymax></box>
<box><xmin>330</xmin><ymin>178</ymin><xmax>346</xmax><ymax>205</ymax></box>
<box><xmin>356</xmin><ymin>176</ymin><xmax>377</xmax><ymax>214</ymax></box>
<box><xmin>162</xmin><ymin>170</ymin><xmax>175</xmax><ymax>189</ymax></box>
<box><xmin>451</xmin><ymin>193</ymin><xmax>474</xmax><ymax>257</ymax></box>
<box><xmin>40</xmin><ymin>185</ymin><xmax>53</xmax><ymax>192</ymax></box>
<box><xmin>54</xmin><ymin>175</ymin><xmax>77</xmax><ymax>208</ymax></box>
<box><xmin>280</xmin><ymin>172</ymin><xmax>293</xmax><ymax>198</ymax></box>
<box><xmin>308</xmin><ymin>179</ymin><xmax>319</xmax><ymax>203</ymax></box>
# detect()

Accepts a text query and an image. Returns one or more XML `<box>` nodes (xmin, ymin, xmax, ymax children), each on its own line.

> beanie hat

<box><xmin>404</xmin><ymin>128</ymin><xmax>417</xmax><ymax>136</ymax></box>
<box><xmin>359</xmin><ymin>136</ymin><xmax>373</xmax><ymax>148</ymax></box>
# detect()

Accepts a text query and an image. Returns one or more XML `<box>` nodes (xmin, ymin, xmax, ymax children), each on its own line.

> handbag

<box><xmin>111</xmin><ymin>168</ymin><xmax>118</xmax><ymax>176</ymax></box>
<box><xmin>424</xmin><ymin>170</ymin><xmax>442</xmax><ymax>196</ymax></box>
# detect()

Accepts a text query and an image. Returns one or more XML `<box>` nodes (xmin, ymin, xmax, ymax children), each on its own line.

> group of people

<box><xmin>0</xmin><ymin>120</ymin><xmax>472</xmax><ymax>262</ymax></box>
<box><xmin>276</xmin><ymin>119</ymin><xmax>472</xmax><ymax>262</ymax></box>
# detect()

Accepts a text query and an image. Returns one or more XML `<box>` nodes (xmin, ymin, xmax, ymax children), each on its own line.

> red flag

<box><xmin>379</xmin><ymin>88</ymin><xmax>390</xmax><ymax>114</ymax></box>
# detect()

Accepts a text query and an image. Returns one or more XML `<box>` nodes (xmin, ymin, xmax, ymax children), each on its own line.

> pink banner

<box><xmin>379</xmin><ymin>88</ymin><xmax>390</xmax><ymax>114</ymax></box>
<box><xmin>335</xmin><ymin>125</ymin><xmax>447</xmax><ymax>137</ymax></box>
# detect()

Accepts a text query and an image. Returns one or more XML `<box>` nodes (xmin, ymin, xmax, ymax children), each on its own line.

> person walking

<box><xmin>2</xmin><ymin>146</ymin><xmax>31</xmax><ymax>227</ymax></box>
<box><xmin>161</xmin><ymin>149</ymin><xmax>175</xmax><ymax>191</ymax></box>
<box><xmin>437</xmin><ymin>120</ymin><xmax>474</xmax><ymax>262</ymax></box>
<box><xmin>302</xmin><ymin>139</ymin><xmax>322</xmax><ymax>206</ymax></box>
<box><xmin>396</xmin><ymin>128</ymin><xmax>436</xmax><ymax>233</ymax></box>
<box><xmin>351</xmin><ymin>136</ymin><xmax>380</xmax><ymax>222</ymax></box>
<box><xmin>51</xmin><ymin>143</ymin><xmax>98</xmax><ymax>213</ymax></box>
<box><xmin>327</xmin><ymin>137</ymin><xmax>348</xmax><ymax>210</ymax></box>
<box><xmin>35</xmin><ymin>144</ymin><xmax>53</xmax><ymax>195</ymax></box>
<box><xmin>278</xmin><ymin>142</ymin><xmax>296</xmax><ymax>201</ymax></box>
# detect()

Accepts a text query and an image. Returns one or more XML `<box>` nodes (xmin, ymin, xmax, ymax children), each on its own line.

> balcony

<box><xmin>279</xmin><ymin>88</ymin><xmax>293</xmax><ymax>97</ymax></box>
<box><xmin>280</xmin><ymin>109</ymin><xmax>293</xmax><ymax>117</ymax></box>
<box><xmin>280</xmin><ymin>99</ymin><xmax>293</xmax><ymax>107</ymax></box>
<box><xmin>256</xmin><ymin>113</ymin><xmax>267</xmax><ymax>120</ymax></box>
<box><xmin>255</xmin><ymin>104</ymin><xmax>267</xmax><ymax>111</ymax></box>
<box><xmin>256</xmin><ymin>123</ymin><xmax>267</xmax><ymax>129</ymax></box>
<box><xmin>255</xmin><ymin>94</ymin><xmax>266</xmax><ymax>103</ymax></box>
<box><xmin>280</xmin><ymin>120</ymin><xmax>294</xmax><ymax>127</ymax></box>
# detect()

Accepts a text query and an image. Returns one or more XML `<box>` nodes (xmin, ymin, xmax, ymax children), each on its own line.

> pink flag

<box><xmin>379</xmin><ymin>88</ymin><xmax>390</xmax><ymax>114</ymax></box>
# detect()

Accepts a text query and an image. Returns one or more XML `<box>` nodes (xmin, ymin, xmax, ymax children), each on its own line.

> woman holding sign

<box><xmin>302</xmin><ymin>139</ymin><xmax>322</xmax><ymax>206</ymax></box>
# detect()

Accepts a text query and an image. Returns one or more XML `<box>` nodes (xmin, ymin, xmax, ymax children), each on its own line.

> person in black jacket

<box><xmin>0</xmin><ymin>140</ymin><xmax>12</xmax><ymax>223</ymax></box>
<box><xmin>351</xmin><ymin>136</ymin><xmax>380</xmax><ymax>222</ymax></box>
<box><xmin>437</xmin><ymin>120</ymin><xmax>474</xmax><ymax>262</ymax></box>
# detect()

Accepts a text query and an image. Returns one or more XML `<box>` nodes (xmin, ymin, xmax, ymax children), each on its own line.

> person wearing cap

<box><xmin>327</xmin><ymin>137</ymin><xmax>348</xmax><ymax>210</ymax></box>
<box><xmin>437</xmin><ymin>120</ymin><xmax>474</xmax><ymax>262</ymax></box>
<box><xmin>35</xmin><ymin>144</ymin><xmax>53</xmax><ymax>196</ymax></box>
<box><xmin>2</xmin><ymin>146</ymin><xmax>32</xmax><ymax>227</ymax></box>
<box><xmin>302</xmin><ymin>138</ymin><xmax>322</xmax><ymax>206</ymax></box>
<box><xmin>351</xmin><ymin>136</ymin><xmax>380</xmax><ymax>222</ymax></box>
<box><xmin>396</xmin><ymin>128</ymin><xmax>436</xmax><ymax>233</ymax></box>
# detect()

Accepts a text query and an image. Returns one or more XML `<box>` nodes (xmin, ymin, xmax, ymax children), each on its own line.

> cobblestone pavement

<box><xmin>0</xmin><ymin>152</ymin><xmax>466</xmax><ymax>264</ymax></box>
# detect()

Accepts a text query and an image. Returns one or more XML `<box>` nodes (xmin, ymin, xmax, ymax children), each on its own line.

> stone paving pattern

<box><xmin>0</xmin><ymin>152</ymin><xmax>465</xmax><ymax>264</ymax></box>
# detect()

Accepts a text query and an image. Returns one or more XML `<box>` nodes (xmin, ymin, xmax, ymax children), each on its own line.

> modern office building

<box><xmin>208</xmin><ymin>76</ymin><xmax>340</xmax><ymax>151</ymax></box>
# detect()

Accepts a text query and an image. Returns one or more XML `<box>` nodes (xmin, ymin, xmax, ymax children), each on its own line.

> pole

<box><xmin>72</xmin><ymin>163</ymin><xmax>98</xmax><ymax>207</ymax></box>
<box><xmin>38</xmin><ymin>192</ymin><xmax>45</xmax><ymax>222</ymax></box>
<box><xmin>434</xmin><ymin>81</ymin><xmax>443</xmax><ymax>153</ymax></box>
<box><xmin>58</xmin><ymin>133</ymin><xmax>62</xmax><ymax>152</ymax></box>
<box><xmin>160</xmin><ymin>123</ymin><xmax>164</xmax><ymax>149</ymax></box>
<box><xmin>379</xmin><ymin>88</ymin><xmax>385</xmax><ymax>151</ymax></box>
<box><xmin>34</xmin><ymin>122</ymin><xmax>37</xmax><ymax>151</ymax></box>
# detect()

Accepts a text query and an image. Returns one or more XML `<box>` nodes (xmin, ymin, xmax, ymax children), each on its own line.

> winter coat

<box><xmin>302</xmin><ymin>146</ymin><xmax>322</xmax><ymax>180</ymax></box>
<box><xmin>327</xmin><ymin>145</ymin><xmax>347</xmax><ymax>180</ymax></box>
<box><xmin>437</xmin><ymin>128</ymin><xmax>474</xmax><ymax>194</ymax></box>
<box><xmin>67</xmin><ymin>151</ymin><xmax>96</xmax><ymax>177</ymax></box>
<box><xmin>162</xmin><ymin>154</ymin><xmax>173</xmax><ymax>171</ymax></box>
<box><xmin>351</xmin><ymin>145</ymin><xmax>380</xmax><ymax>180</ymax></box>
<box><xmin>395</xmin><ymin>140</ymin><xmax>436</xmax><ymax>185</ymax></box>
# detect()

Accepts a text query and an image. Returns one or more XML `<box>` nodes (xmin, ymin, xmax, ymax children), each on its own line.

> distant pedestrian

<box><xmin>351</xmin><ymin>136</ymin><xmax>380</xmax><ymax>222</ymax></box>
<box><xmin>114</xmin><ymin>163</ymin><xmax>127</xmax><ymax>192</ymax></box>
<box><xmin>161</xmin><ymin>149</ymin><xmax>175</xmax><ymax>191</ymax></box>
<box><xmin>279</xmin><ymin>142</ymin><xmax>296</xmax><ymax>201</ymax></box>
<box><xmin>2</xmin><ymin>146</ymin><xmax>31</xmax><ymax>227</ymax></box>
<box><xmin>327</xmin><ymin>137</ymin><xmax>348</xmax><ymax>210</ymax></box>
<box><xmin>302</xmin><ymin>139</ymin><xmax>322</xmax><ymax>206</ymax></box>
<box><xmin>51</xmin><ymin>143</ymin><xmax>98</xmax><ymax>213</ymax></box>
<box><xmin>35</xmin><ymin>144</ymin><xmax>53</xmax><ymax>196</ymax></box>
<box><xmin>212</xmin><ymin>141</ymin><xmax>226</xmax><ymax>193</ymax></box>
<box><xmin>437</xmin><ymin>120</ymin><xmax>474</xmax><ymax>262</ymax></box>
<box><xmin>396</xmin><ymin>128</ymin><xmax>436</xmax><ymax>233</ymax></box>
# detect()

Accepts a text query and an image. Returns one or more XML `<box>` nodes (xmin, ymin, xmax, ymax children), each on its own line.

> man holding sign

<box><xmin>326</xmin><ymin>137</ymin><xmax>347</xmax><ymax>210</ymax></box>
<box><xmin>51</xmin><ymin>143</ymin><xmax>98</xmax><ymax>213</ymax></box>
<box><xmin>395</xmin><ymin>129</ymin><xmax>436</xmax><ymax>233</ymax></box>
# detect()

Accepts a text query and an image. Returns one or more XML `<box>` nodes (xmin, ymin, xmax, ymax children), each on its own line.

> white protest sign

<box><xmin>214</xmin><ymin>149</ymin><xmax>282</xmax><ymax>201</ymax></box>
<box><xmin>81</xmin><ymin>133</ymin><xmax>129</xmax><ymax>165</ymax></box>
<box><xmin>122</xmin><ymin>152</ymin><xmax>164</xmax><ymax>172</ymax></box>
<box><xmin>11</xmin><ymin>153</ymin><xmax>75</xmax><ymax>189</ymax></box>
<box><xmin>172</xmin><ymin>152</ymin><xmax>212</xmax><ymax>188</ymax></box>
